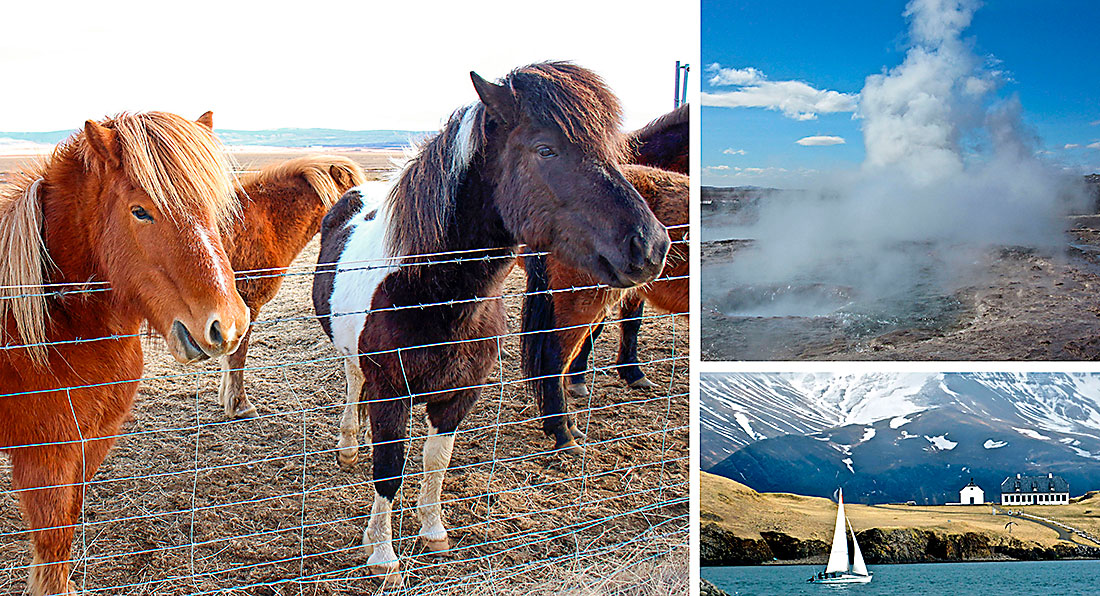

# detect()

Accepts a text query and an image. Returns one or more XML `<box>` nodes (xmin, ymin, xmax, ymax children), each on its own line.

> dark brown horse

<box><xmin>0</xmin><ymin>111</ymin><xmax>249</xmax><ymax>595</ymax></box>
<box><xmin>311</xmin><ymin>62</ymin><xmax>669</xmax><ymax>586</ymax></box>
<box><xmin>218</xmin><ymin>155</ymin><xmax>366</xmax><ymax>419</ymax></box>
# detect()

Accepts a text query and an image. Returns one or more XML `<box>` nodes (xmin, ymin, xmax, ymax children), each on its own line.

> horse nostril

<box><xmin>209</xmin><ymin>319</ymin><xmax>223</xmax><ymax>346</ymax></box>
<box><xmin>628</xmin><ymin>234</ymin><xmax>647</xmax><ymax>269</ymax></box>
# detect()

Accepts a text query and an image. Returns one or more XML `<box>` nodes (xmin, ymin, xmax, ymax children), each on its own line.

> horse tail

<box><xmin>0</xmin><ymin>177</ymin><xmax>51</xmax><ymax>365</ymax></box>
<box><xmin>520</xmin><ymin>254</ymin><xmax>563</xmax><ymax>400</ymax></box>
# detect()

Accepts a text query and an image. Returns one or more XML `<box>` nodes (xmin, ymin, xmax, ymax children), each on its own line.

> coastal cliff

<box><xmin>701</xmin><ymin>472</ymin><xmax>1100</xmax><ymax>566</ymax></box>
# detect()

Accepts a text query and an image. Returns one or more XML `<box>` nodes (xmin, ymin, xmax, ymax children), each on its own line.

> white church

<box><xmin>947</xmin><ymin>478</ymin><xmax>985</xmax><ymax>505</ymax></box>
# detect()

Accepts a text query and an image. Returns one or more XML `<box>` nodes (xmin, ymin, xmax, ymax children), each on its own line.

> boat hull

<box><xmin>809</xmin><ymin>573</ymin><xmax>872</xmax><ymax>584</ymax></box>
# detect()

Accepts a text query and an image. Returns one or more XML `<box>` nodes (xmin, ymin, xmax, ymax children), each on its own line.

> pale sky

<box><xmin>0</xmin><ymin>0</ymin><xmax>696</xmax><ymax>132</ymax></box>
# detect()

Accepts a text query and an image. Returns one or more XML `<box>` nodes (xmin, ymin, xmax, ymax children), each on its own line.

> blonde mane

<box><xmin>1</xmin><ymin>112</ymin><xmax>241</xmax><ymax>364</ymax></box>
<box><xmin>0</xmin><ymin>168</ymin><xmax>52</xmax><ymax>363</ymax></box>
<box><xmin>239</xmin><ymin>155</ymin><xmax>367</xmax><ymax>208</ymax></box>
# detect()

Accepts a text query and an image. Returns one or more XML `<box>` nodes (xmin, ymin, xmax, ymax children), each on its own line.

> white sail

<box><xmin>848</xmin><ymin>518</ymin><xmax>868</xmax><ymax>576</ymax></box>
<box><xmin>824</xmin><ymin>488</ymin><xmax>849</xmax><ymax>574</ymax></box>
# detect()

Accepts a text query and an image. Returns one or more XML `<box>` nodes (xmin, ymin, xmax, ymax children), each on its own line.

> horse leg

<box><xmin>417</xmin><ymin>389</ymin><xmax>477</xmax><ymax>553</ymax></box>
<box><xmin>12</xmin><ymin>447</ymin><xmax>81</xmax><ymax>596</ymax></box>
<box><xmin>617</xmin><ymin>294</ymin><xmax>654</xmax><ymax>389</ymax></box>
<box><xmin>363</xmin><ymin>392</ymin><xmax>409</xmax><ymax>588</ymax></box>
<box><xmin>565</xmin><ymin>322</ymin><xmax>604</xmax><ymax>398</ymax></box>
<box><xmin>336</xmin><ymin>358</ymin><xmax>366</xmax><ymax>471</ymax></box>
<box><xmin>218</xmin><ymin>325</ymin><xmax>257</xmax><ymax>419</ymax></box>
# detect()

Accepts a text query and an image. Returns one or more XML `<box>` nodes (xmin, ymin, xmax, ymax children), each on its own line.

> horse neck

<box><xmin>231</xmin><ymin>178</ymin><xmax>329</xmax><ymax>269</ymax></box>
<box><xmin>391</xmin><ymin>164</ymin><xmax>515</xmax><ymax>305</ymax></box>
<box><xmin>38</xmin><ymin>157</ymin><xmax>140</xmax><ymax>333</ymax></box>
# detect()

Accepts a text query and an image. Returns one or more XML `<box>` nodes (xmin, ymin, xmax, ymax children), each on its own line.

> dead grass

<box><xmin>0</xmin><ymin>169</ymin><xmax>688</xmax><ymax>595</ymax></box>
<box><xmin>701</xmin><ymin>472</ymin><xmax>1100</xmax><ymax>548</ymax></box>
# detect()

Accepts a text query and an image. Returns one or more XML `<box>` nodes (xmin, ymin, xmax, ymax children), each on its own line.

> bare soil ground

<box><xmin>0</xmin><ymin>153</ymin><xmax>688</xmax><ymax>595</ymax></box>
<box><xmin>701</xmin><ymin>473</ymin><xmax>1100</xmax><ymax>550</ymax></box>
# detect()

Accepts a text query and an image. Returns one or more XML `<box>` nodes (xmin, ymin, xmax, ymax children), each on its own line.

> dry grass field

<box><xmin>0</xmin><ymin>151</ymin><xmax>689</xmax><ymax>595</ymax></box>
<box><xmin>701</xmin><ymin>472</ymin><xmax>1100</xmax><ymax>549</ymax></box>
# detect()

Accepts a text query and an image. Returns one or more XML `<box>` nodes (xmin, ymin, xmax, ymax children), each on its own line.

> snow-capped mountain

<box><xmin>702</xmin><ymin>373</ymin><xmax>1100</xmax><ymax>504</ymax></box>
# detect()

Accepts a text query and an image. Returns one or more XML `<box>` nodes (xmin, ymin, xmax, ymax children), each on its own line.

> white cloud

<box><xmin>1091</xmin><ymin>120</ymin><xmax>1100</xmax><ymax>126</ymax></box>
<box><xmin>796</xmin><ymin>135</ymin><xmax>846</xmax><ymax>146</ymax></box>
<box><xmin>705</xmin><ymin>165</ymin><xmax>731</xmax><ymax>171</ymax></box>
<box><xmin>702</xmin><ymin>79</ymin><xmax>859</xmax><ymax>121</ymax></box>
<box><xmin>723</xmin><ymin>148</ymin><xmax>747</xmax><ymax>155</ymax></box>
<box><xmin>706</xmin><ymin>63</ymin><xmax>765</xmax><ymax>86</ymax></box>
<box><xmin>1089</xmin><ymin>142</ymin><xmax>1100</xmax><ymax>150</ymax></box>
<box><xmin>1065</xmin><ymin>144</ymin><xmax>1081</xmax><ymax>149</ymax></box>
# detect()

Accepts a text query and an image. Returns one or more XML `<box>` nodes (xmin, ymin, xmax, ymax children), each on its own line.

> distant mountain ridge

<box><xmin>702</xmin><ymin>373</ymin><xmax>1100</xmax><ymax>505</ymax></box>
<box><xmin>0</xmin><ymin>128</ymin><xmax>431</xmax><ymax>149</ymax></box>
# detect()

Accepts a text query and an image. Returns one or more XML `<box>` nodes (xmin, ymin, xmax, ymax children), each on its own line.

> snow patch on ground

<box><xmin>842</xmin><ymin>458</ymin><xmax>854</xmax><ymax>473</ymax></box>
<box><xmin>890</xmin><ymin>416</ymin><xmax>911</xmax><ymax>429</ymax></box>
<box><xmin>860</xmin><ymin>427</ymin><xmax>876</xmax><ymax>443</ymax></box>
<box><xmin>983</xmin><ymin>439</ymin><xmax>1008</xmax><ymax>449</ymax></box>
<box><xmin>925</xmin><ymin>435</ymin><xmax>958</xmax><ymax>450</ymax></box>
<box><xmin>733</xmin><ymin>412</ymin><xmax>765</xmax><ymax>441</ymax></box>
<box><xmin>1012</xmin><ymin>427</ymin><xmax>1051</xmax><ymax>441</ymax></box>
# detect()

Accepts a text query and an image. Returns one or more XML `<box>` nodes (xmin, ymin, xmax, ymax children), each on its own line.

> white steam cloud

<box><xmin>706</xmin><ymin>0</ymin><xmax>1090</xmax><ymax>318</ymax></box>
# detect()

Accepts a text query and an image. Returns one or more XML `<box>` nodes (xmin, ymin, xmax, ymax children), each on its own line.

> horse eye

<box><xmin>130</xmin><ymin>206</ymin><xmax>154</xmax><ymax>222</ymax></box>
<box><xmin>537</xmin><ymin>145</ymin><xmax>557</xmax><ymax>158</ymax></box>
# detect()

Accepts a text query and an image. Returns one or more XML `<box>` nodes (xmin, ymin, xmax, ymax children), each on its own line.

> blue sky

<box><xmin>701</xmin><ymin>0</ymin><xmax>1100</xmax><ymax>187</ymax></box>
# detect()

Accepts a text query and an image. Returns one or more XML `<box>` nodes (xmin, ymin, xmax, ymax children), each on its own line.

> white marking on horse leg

<box><xmin>218</xmin><ymin>355</ymin><xmax>232</xmax><ymax>413</ymax></box>
<box><xmin>417</xmin><ymin>421</ymin><xmax>455</xmax><ymax>551</ymax></box>
<box><xmin>363</xmin><ymin>491</ymin><xmax>402</xmax><ymax>586</ymax></box>
<box><xmin>336</xmin><ymin>358</ymin><xmax>365</xmax><ymax>469</ymax></box>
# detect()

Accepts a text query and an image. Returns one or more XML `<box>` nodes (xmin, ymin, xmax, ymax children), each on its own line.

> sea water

<box><xmin>703</xmin><ymin>561</ymin><xmax>1100</xmax><ymax>595</ymax></box>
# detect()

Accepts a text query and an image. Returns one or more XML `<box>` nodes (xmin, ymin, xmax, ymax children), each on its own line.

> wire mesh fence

<box><xmin>0</xmin><ymin>232</ymin><xmax>689</xmax><ymax>595</ymax></box>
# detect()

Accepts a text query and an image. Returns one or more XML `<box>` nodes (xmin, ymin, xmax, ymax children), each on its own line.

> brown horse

<box><xmin>521</xmin><ymin>164</ymin><xmax>688</xmax><ymax>453</ymax></box>
<box><xmin>565</xmin><ymin>104</ymin><xmax>691</xmax><ymax>394</ymax></box>
<box><xmin>312</xmin><ymin>62</ymin><xmax>669</xmax><ymax>586</ymax></box>
<box><xmin>0</xmin><ymin>112</ymin><xmax>249</xmax><ymax>595</ymax></box>
<box><xmin>217</xmin><ymin>155</ymin><xmax>366</xmax><ymax>419</ymax></box>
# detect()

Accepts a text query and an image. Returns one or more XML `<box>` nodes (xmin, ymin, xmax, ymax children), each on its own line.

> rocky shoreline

<box><xmin>701</xmin><ymin>522</ymin><xmax>1100</xmax><ymax>566</ymax></box>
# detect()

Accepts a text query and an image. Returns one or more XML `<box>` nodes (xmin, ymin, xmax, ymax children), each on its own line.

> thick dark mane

<box><xmin>385</xmin><ymin>61</ymin><xmax>627</xmax><ymax>258</ymax></box>
<box><xmin>385</xmin><ymin>103</ymin><xmax>487</xmax><ymax>259</ymax></box>
<box><xmin>627</xmin><ymin>103</ymin><xmax>690</xmax><ymax>174</ymax></box>
<box><xmin>504</xmin><ymin>61</ymin><xmax>627</xmax><ymax>163</ymax></box>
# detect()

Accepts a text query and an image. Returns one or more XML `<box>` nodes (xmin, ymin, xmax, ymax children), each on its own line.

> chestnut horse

<box><xmin>521</xmin><ymin>164</ymin><xmax>688</xmax><ymax>453</ymax></box>
<box><xmin>564</xmin><ymin>103</ymin><xmax>691</xmax><ymax>395</ymax></box>
<box><xmin>217</xmin><ymin>155</ymin><xmax>366</xmax><ymax>419</ymax></box>
<box><xmin>312</xmin><ymin>62</ymin><xmax>669</xmax><ymax>586</ymax></box>
<box><xmin>0</xmin><ymin>111</ymin><xmax>249</xmax><ymax>596</ymax></box>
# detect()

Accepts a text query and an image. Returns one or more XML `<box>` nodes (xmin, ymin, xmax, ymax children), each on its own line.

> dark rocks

<box><xmin>700</xmin><ymin>523</ymin><xmax>774</xmax><ymax>565</ymax></box>
<box><xmin>700</xmin><ymin>579</ymin><xmax>730</xmax><ymax>596</ymax></box>
<box><xmin>760</xmin><ymin>531</ymin><xmax>828</xmax><ymax>560</ymax></box>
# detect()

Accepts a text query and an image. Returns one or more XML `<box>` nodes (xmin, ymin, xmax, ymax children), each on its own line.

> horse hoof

<box><xmin>567</xmin><ymin>383</ymin><xmax>589</xmax><ymax>397</ymax></box>
<box><xmin>568</xmin><ymin>424</ymin><xmax>588</xmax><ymax>441</ymax></box>
<box><xmin>336</xmin><ymin>451</ymin><xmax>358</xmax><ymax>471</ymax></box>
<box><xmin>554</xmin><ymin>439</ymin><xmax>583</xmax><ymax>457</ymax></box>
<box><xmin>234</xmin><ymin>404</ymin><xmax>258</xmax><ymax>419</ymax></box>
<box><xmin>420</xmin><ymin>536</ymin><xmax>451</xmax><ymax>553</ymax></box>
<box><xmin>371</xmin><ymin>566</ymin><xmax>404</xmax><ymax>589</ymax></box>
<box><xmin>629</xmin><ymin>377</ymin><xmax>657</xmax><ymax>390</ymax></box>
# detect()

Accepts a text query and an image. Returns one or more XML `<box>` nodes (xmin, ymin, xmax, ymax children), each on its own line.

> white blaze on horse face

<box><xmin>329</xmin><ymin>184</ymin><xmax>399</xmax><ymax>359</ymax></box>
<box><xmin>418</xmin><ymin>421</ymin><xmax>455</xmax><ymax>544</ymax></box>
<box><xmin>363</xmin><ymin>491</ymin><xmax>399</xmax><ymax>571</ymax></box>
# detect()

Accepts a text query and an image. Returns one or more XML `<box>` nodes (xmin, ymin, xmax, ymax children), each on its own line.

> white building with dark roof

<box><xmin>959</xmin><ymin>479</ymin><xmax>984</xmax><ymax>505</ymax></box>
<box><xmin>1000</xmin><ymin>473</ymin><xmax>1070</xmax><ymax>506</ymax></box>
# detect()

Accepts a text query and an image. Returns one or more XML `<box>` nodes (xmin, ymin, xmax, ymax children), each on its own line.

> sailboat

<box><xmin>808</xmin><ymin>488</ymin><xmax>872</xmax><ymax>584</ymax></box>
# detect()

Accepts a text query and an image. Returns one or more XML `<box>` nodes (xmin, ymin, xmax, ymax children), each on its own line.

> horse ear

<box><xmin>471</xmin><ymin>71</ymin><xmax>515</xmax><ymax>124</ymax></box>
<box><xmin>84</xmin><ymin>120</ymin><xmax>121</xmax><ymax>167</ymax></box>
<box><xmin>196</xmin><ymin>111</ymin><xmax>214</xmax><ymax>130</ymax></box>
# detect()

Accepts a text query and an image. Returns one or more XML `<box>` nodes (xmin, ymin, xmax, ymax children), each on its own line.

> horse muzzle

<box><xmin>168</xmin><ymin>318</ymin><xmax>242</xmax><ymax>364</ymax></box>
